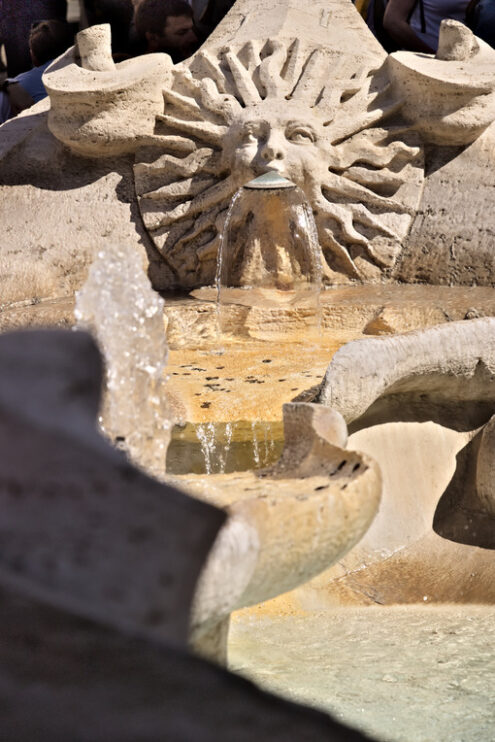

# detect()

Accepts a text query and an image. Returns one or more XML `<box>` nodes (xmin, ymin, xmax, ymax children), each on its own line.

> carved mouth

<box><xmin>258</xmin><ymin>162</ymin><xmax>286</xmax><ymax>177</ymax></box>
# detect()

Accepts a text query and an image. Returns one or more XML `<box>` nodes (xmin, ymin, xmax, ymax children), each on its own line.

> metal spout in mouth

<box><xmin>244</xmin><ymin>171</ymin><xmax>296</xmax><ymax>190</ymax></box>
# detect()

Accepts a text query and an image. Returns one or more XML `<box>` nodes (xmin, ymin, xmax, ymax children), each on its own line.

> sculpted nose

<box><xmin>261</xmin><ymin>135</ymin><xmax>284</xmax><ymax>161</ymax></box>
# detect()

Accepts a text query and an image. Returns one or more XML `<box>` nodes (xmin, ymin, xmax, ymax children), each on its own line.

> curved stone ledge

<box><xmin>318</xmin><ymin>317</ymin><xmax>495</xmax><ymax>432</ymax></box>
<box><xmin>43</xmin><ymin>27</ymin><xmax>172</xmax><ymax>156</ymax></box>
<box><xmin>189</xmin><ymin>402</ymin><xmax>381</xmax><ymax>660</ymax></box>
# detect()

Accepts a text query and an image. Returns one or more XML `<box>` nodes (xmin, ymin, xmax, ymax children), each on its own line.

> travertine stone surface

<box><xmin>2</xmin><ymin>2</ymin><xmax>495</xmax><ymax>298</ymax></box>
<box><xmin>189</xmin><ymin>402</ymin><xmax>381</xmax><ymax>660</ymax></box>
<box><xmin>0</xmin><ymin>118</ymin><xmax>173</xmax><ymax>306</ymax></box>
<box><xmin>318</xmin><ymin>317</ymin><xmax>495</xmax><ymax>432</ymax></box>
<box><xmin>300</xmin><ymin>319</ymin><xmax>495</xmax><ymax>607</ymax></box>
<box><xmin>0</xmin><ymin>589</ymin><xmax>372</xmax><ymax>741</ymax></box>
<box><xmin>0</xmin><ymin>328</ymin><xmax>382</xmax><ymax>665</ymax></box>
<box><xmin>387</xmin><ymin>21</ymin><xmax>495</xmax><ymax>146</ymax></box>
<box><xmin>42</xmin><ymin>14</ymin><xmax>495</xmax><ymax>288</ymax></box>
<box><xmin>44</xmin><ymin>34</ymin><xmax>172</xmax><ymax>156</ymax></box>
<box><xmin>0</xmin><ymin>329</ymin><xmax>224</xmax><ymax>647</ymax></box>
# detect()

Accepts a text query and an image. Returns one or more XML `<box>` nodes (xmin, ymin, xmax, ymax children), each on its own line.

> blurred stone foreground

<box><xmin>0</xmin><ymin>327</ymin><xmax>373</xmax><ymax>741</ymax></box>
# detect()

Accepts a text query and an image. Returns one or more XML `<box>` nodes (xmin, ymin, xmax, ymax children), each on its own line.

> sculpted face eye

<box><xmin>238</xmin><ymin>123</ymin><xmax>263</xmax><ymax>146</ymax></box>
<box><xmin>286</xmin><ymin>126</ymin><xmax>316</xmax><ymax>144</ymax></box>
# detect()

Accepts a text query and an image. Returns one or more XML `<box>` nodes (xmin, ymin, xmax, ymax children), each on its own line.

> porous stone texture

<box><xmin>0</xmin><ymin>588</ymin><xmax>373</xmax><ymax>741</ymax></box>
<box><xmin>2</xmin><ymin>2</ymin><xmax>495</xmax><ymax>299</ymax></box>
<box><xmin>395</xmin><ymin>124</ymin><xmax>495</xmax><ymax>286</ymax></box>
<box><xmin>295</xmin><ymin>319</ymin><xmax>495</xmax><ymax>607</ymax></box>
<box><xmin>318</xmin><ymin>317</ymin><xmax>495</xmax><ymax>431</ymax></box>
<box><xmin>0</xmin><ymin>112</ymin><xmax>172</xmax><ymax>306</ymax></box>
<box><xmin>0</xmin><ymin>329</ymin><xmax>225</xmax><ymax>646</ymax></box>
<box><xmin>188</xmin><ymin>402</ymin><xmax>381</xmax><ymax>661</ymax></box>
<box><xmin>0</xmin><ymin>328</ymin><xmax>382</xmax><ymax>666</ymax></box>
<box><xmin>44</xmin><ymin>34</ymin><xmax>173</xmax><ymax>156</ymax></box>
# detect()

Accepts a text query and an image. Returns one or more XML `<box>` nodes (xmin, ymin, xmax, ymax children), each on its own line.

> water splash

<box><xmin>196</xmin><ymin>422</ymin><xmax>216</xmax><ymax>475</ymax></box>
<box><xmin>215</xmin><ymin>188</ymin><xmax>242</xmax><ymax>339</ymax></box>
<box><xmin>215</xmin><ymin>178</ymin><xmax>323</xmax><ymax>340</ymax></box>
<box><xmin>75</xmin><ymin>244</ymin><xmax>172</xmax><ymax>478</ymax></box>
<box><xmin>251</xmin><ymin>421</ymin><xmax>261</xmax><ymax>468</ymax></box>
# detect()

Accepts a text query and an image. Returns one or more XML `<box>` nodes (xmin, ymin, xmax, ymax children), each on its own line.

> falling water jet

<box><xmin>216</xmin><ymin>171</ymin><xmax>323</xmax><ymax>341</ymax></box>
<box><xmin>75</xmin><ymin>243</ymin><xmax>173</xmax><ymax>479</ymax></box>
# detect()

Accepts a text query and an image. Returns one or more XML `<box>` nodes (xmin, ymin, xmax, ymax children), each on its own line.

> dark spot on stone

<box><xmin>116</xmin><ymin>436</ymin><xmax>125</xmax><ymax>442</ymax></box>
<box><xmin>278</xmin><ymin>378</ymin><xmax>286</xmax><ymax>382</ymax></box>
<box><xmin>201</xmin><ymin>402</ymin><xmax>211</xmax><ymax>409</ymax></box>
<box><xmin>145</xmin><ymin>608</ymin><xmax>166</xmax><ymax>626</ymax></box>
<box><xmin>314</xmin><ymin>485</ymin><xmax>328</xmax><ymax>491</ymax></box>
<box><xmin>216</xmin><ymin>366</ymin><xmax>225</xmax><ymax>369</ymax></box>
<box><xmin>120</xmin><ymin>464</ymin><xmax>138</xmax><ymax>482</ymax></box>
<box><xmin>182</xmin><ymin>372</ymin><xmax>191</xmax><ymax>376</ymax></box>
<box><xmin>172</xmin><ymin>372</ymin><xmax>179</xmax><ymax>375</ymax></box>
<box><xmin>6</xmin><ymin>479</ymin><xmax>22</xmax><ymax>498</ymax></box>
<box><xmin>92</xmin><ymin>479</ymin><xmax>108</xmax><ymax>496</ymax></box>
<box><xmin>105</xmin><ymin>586</ymin><xmax>125</xmax><ymax>602</ymax></box>
<box><xmin>23</xmin><ymin>634</ymin><xmax>41</xmax><ymax>652</ymax></box>
<box><xmin>128</xmin><ymin>526</ymin><xmax>151</xmax><ymax>544</ymax></box>
<box><xmin>206</xmin><ymin>376</ymin><xmax>219</xmax><ymax>380</ymax></box>
<box><xmin>291</xmin><ymin>388</ymin><xmax>298</xmax><ymax>391</ymax></box>
<box><xmin>194</xmin><ymin>392</ymin><xmax>201</xmax><ymax>396</ymax></box>
<box><xmin>337</xmin><ymin>460</ymin><xmax>347</xmax><ymax>471</ymax></box>
<box><xmin>352</xmin><ymin>462</ymin><xmax>360</xmax><ymax>472</ymax></box>
<box><xmin>262</xmin><ymin>359</ymin><xmax>272</xmax><ymax>363</ymax></box>
<box><xmin>42</xmin><ymin>554</ymin><xmax>56</xmax><ymax>573</ymax></box>
<box><xmin>10</xmin><ymin>554</ymin><xmax>26</xmax><ymax>572</ymax></box>
<box><xmin>226</xmin><ymin>378</ymin><xmax>235</xmax><ymax>381</ymax></box>
<box><xmin>341</xmin><ymin>483</ymin><xmax>348</xmax><ymax>490</ymax></box>
<box><xmin>159</xmin><ymin>572</ymin><xmax>173</xmax><ymax>587</ymax></box>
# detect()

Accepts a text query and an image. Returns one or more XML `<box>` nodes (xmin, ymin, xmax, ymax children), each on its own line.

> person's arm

<box><xmin>6</xmin><ymin>82</ymin><xmax>35</xmax><ymax>116</ymax></box>
<box><xmin>383</xmin><ymin>0</ymin><xmax>435</xmax><ymax>52</ymax></box>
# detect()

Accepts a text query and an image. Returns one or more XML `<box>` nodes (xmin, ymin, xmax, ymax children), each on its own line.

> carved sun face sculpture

<box><xmin>224</xmin><ymin>101</ymin><xmax>332</xmax><ymax>188</ymax></box>
<box><xmin>134</xmin><ymin>40</ymin><xmax>425</xmax><ymax>287</ymax></box>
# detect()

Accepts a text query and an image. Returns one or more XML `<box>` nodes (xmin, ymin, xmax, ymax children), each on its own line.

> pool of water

<box><xmin>229</xmin><ymin>605</ymin><xmax>495</xmax><ymax>742</ymax></box>
<box><xmin>166</xmin><ymin>420</ymin><xmax>284</xmax><ymax>474</ymax></box>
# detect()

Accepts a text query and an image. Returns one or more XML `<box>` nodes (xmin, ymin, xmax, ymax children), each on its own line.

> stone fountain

<box><xmin>1</xmin><ymin>0</ymin><xmax>495</xmax><ymax>739</ymax></box>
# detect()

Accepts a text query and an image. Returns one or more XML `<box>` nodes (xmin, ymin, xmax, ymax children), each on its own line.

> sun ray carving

<box><xmin>134</xmin><ymin>40</ymin><xmax>424</xmax><ymax>287</ymax></box>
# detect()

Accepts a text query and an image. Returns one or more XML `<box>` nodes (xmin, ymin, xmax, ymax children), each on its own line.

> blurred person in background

<box><xmin>191</xmin><ymin>0</ymin><xmax>235</xmax><ymax>40</ymax></box>
<box><xmin>133</xmin><ymin>0</ymin><xmax>199</xmax><ymax>61</ymax></box>
<box><xmin>466</xmin><ymin>0</ymin><xmax>495</xmax><ymax>47</ymax></box>
<box><xmin>0</xmin><ymin>19</ymin><xmax>73</xmax><ymax>123</ymax></box>
<box><xmin>80</xmin><ymin>0</ymin><xmax>134</xmax><ymax>58</ymax></box>
<box><xmin>0</xmin><ymin>0</ymin><xmax>67</xmax><ymax>76</ymax></box>
<box><xmin>381</xmin><ymin>0</ymin><xmax>470</xmax><ymax>52</ymax></box>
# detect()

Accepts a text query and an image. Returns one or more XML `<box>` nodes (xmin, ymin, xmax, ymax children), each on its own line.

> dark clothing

<box><xmin>0</xmin><ymin>0</ymin><xmax>66</xmax><ymax>76</ymax></box>
<box><xmin>470</xmin><ymin>0</ymin><xmax>495</xmax><ymax>47</ymax></box>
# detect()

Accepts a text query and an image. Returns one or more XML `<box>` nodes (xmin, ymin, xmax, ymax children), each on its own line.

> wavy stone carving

<box><xmin>309</xmin><ymin>318</ymin><xmax>495</xmax><ymax>606</ymax></box>
<box><xmin>318</xmin><ymin>317</ymin><xmax>495</xmax><ymax>432</ymax></box>
<box><xmin>134</xmin><ymin>40</ymin><xmax>424</xmax><ymax>285</ymax></box>
<box><xmin>41</xmin><ymin>7</ymin><xmax>495</xmax><ymax>289</ymax></box>
<box><xmin>190</xmin><ymin>402</ymin><xmax>381</xmax><ymax>660</ymax></box>
<box><xmin>0</xmin><ymin>587</ymin><xmax>372</xmax><ymax>741</ymax></box>
<box><xmin>0</xmin><ymin>329</ymin><xmax>381</xmax><ymax>665</ymax></box>
<box><xmin>44</xmin><ymin>27</ymin><xmax>172</xmax><ymax>156</ymax></box>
